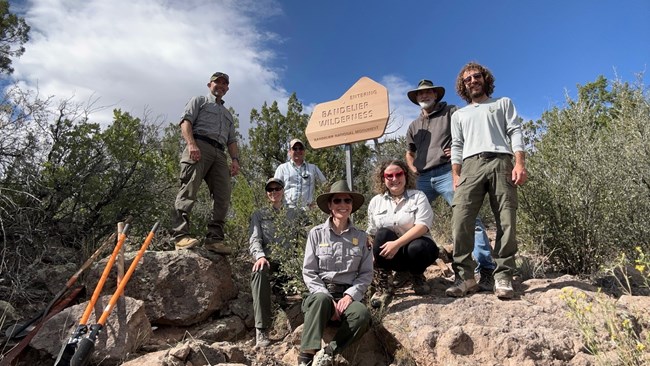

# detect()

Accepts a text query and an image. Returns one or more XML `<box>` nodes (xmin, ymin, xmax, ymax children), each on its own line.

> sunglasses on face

<box><xmin>463</xmin><ymin>72</ymin><xmax>483</xmax><ymax>84</ymax></box>
<box><xmin>292</xmin><ymin>146</ymin><xmax>305</xmax><ymax>151</ymax></box>
<box><xmin>266</xmin><ymin>186</ymin><xmax>283</xmax><ymax>192</ymax></box>
<box><xmin>331</xmin><ymin>198</ymin><xmax>353</xmax><ymax>204</ymax></box>
<box><xmin>384</xmin><ymin>171</ymin><xmax>405</xmax><ymax>180</ymax></box>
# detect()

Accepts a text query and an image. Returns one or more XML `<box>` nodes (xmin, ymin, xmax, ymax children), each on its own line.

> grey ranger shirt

<box><xmin>302</xmin><ymin>218</ymin><xmax>373</xmax><ymax>302</ymax></box>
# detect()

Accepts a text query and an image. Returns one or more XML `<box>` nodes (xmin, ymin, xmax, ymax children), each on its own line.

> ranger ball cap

<box><xmin>265</xmin><ymin>177</ymin><xmax>284</xmax><ymax>190</ymax></box>
<box><xmin>289</xmin><ymin>138</ymin><xmax>305</xmax><ymax>149</ymax></box>
<box><xmin>210</xmin><ymin>72</ymin><xmax>230</xmax><ymax>84</ymax></box>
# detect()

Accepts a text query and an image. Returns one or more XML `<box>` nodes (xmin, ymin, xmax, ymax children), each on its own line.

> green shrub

<box><xmin>519</xmin><ymin>76</ymin><xmax>650</xmax><ymax>274</ymax></box>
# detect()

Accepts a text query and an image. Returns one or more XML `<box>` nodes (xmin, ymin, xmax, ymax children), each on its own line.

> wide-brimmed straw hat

<box><xmin>407</xmin><ymin>79</ymin><xmax>445</xmax><ymax>105</ymax></box>
<box><xmin>316</xmin><ymin>180</ymin><xmax>365</xmax><ymax>214</ymax></box>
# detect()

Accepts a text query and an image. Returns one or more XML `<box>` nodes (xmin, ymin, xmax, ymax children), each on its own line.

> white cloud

<box><xmin>11</xmin><ymin>0</ymin><xmax>288</xmax><ymax>139</ymax></box>
<box><xmin>380</xmin><ymin>74</ymin><xmax>419</xmax><ymax>140</ymax></box>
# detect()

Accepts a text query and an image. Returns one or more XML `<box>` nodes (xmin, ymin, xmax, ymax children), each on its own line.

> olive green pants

<box><xmin>452</xmin><ymin>154</ymin><xmax>518</xmax><ymax>281</ymax></box>
<box><xmin>300</xmin><ymin>292</ymin><xmax>371</xmax><ymax>353</ymax></box>
<box><xmin>171</xmin><ymin>139</ymin><xmax>231</xmax><ymax>241</ymax></box>
<box><xmin>251</xmin><ymin>266</ymin><xmax>273</xmax><ymax>329</ymax></box>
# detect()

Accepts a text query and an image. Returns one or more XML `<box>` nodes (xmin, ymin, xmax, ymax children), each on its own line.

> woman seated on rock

<box><xmin>249</xmin><ymin>177</ymin><xmax>304</xmax><ymax>348</ymax></box>
<box><xmin>298</xmin><ymin>180</ymin><xmax>373</xmax><ymax>366</ymax></box>
<box><xmin>367</xmin><ymin>159</ymin><xmax>439</xmax><ymax>308</ymax></box>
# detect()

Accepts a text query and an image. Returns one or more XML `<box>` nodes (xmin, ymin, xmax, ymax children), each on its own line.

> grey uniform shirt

<box><xmin>302</xmin><ymin>218</ymin><xmax>373</xmax><ymax>302</ymax></box>
<box><xmin>450</xmin><ymin>97</ymin><xmax>524</xmax><ymax>165</ymax></box>
<box><xmin>181</xmin><ymin>94</ymin><xmax>237</xmax><ymax>147</ymax></box>
<box><xmin>249</xmin><ymin>206</ymin><xmax>304</xmax><ymax>260</ymax></box>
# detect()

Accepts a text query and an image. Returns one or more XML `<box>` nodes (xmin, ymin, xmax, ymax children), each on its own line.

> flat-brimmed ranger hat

<box><xmin>265</xmin><ymin>177</ymin><xmax>284</xmax><ymax>190</ymax></box>
<box><xmin>407</xmin><ymin>79</ymin><xmax>445</xmax><ymax>105</ymax></box>
<box><xmin>316</xmin><ymin>180</ymin><xmax>365</xmax><ymax>214</ymax></box>
<box><xmin>209</xmin><ymin>72</ymin><xmax>230</xmax><ymax>84</ymax></box>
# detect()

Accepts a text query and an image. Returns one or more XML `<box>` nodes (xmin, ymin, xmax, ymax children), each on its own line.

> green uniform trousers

<box><xmin>171</xmin><ymin>139</ymin><xmax>231</xmax><ymax>241</ymax></box>
<box><xmin>251</xmin><ymin>266</ymin><xmax>273</xmax><ymax>329</ymax></box>
<box><xmin>300</xmin><ymin>292</ymin><xmax>371</xmax><ymax>353</ymax></box>
<box><xmin>452</xmin><ymin>154</ymin><xmax>518</xmax><ymax>281</ymax></box>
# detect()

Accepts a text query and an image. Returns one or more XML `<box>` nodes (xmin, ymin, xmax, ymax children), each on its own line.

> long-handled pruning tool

<box><xmin>54</xmin><ymin>222</ymin><xmax>159</xmax><ymax>366</ymax></box>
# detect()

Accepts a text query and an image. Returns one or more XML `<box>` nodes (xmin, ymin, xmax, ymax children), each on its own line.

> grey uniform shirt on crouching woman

<box><xmin>302</xmin><ymin>218</ymin><xmax>373</xmax><ymax>302</ymax></box>
<box><xmin>366</xmin><ymin>189</ymin><xmax>434</xmax><ymax>240</ymax></box>
<box><xmin>249</xmin><ymin>206</ymin><xmax>304</xmax><ymax>260</ymax></box>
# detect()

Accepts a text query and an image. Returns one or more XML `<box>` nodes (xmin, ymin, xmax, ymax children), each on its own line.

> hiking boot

<box><xmin>312</xmin><ymin>347</ymin><xmax>333</xmax><ymax>366</ymax></box>
<box><xmin>204</xmin><ymin>239</ymin><xmax>232</xmax><ymax>255</ymax></box>
<box><xmin>297</xmin><ymin>353</ymin><xmax>313</xmax><ymax>366</ymax></box>
<box><xmin>412</xmin><ymin>273</ymin><xmax>431</xmax><ymax>295</ymax></box>
<box><xmin>255</xmin><ymin>328</ymin><xmax>270</xmax><ymax>347</ymax></box>
<box><xmin>495</xmin><ymin>277</ymin><xmax>515</xmax><ymax>299</ymax></box>
<box><xmin>175</xmin><ymin>236</ymin><xmax>199</xmax><ymax>250</ymax></box>
<box><xmin>370</xmin><ymin>269</ymin><xmax>394</xmax><ymax>309</ymax></box>
<box><xmin>392</xmin><ymin>271</ymin><xmax>411</xmax><ymax>288</ymax></box>
<box><xmin>477</xmin><ymin>267</ymin><xmax>495</xmax><ymax>292</ymax></box>
<box><xmin>445</xmin><ymin>278</ymin><xmax>479</xmax><ymax>298</ymax></box>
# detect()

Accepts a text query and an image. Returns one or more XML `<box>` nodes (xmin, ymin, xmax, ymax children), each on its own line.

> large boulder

<box><xmin>30</xmin><ymin>295</ymin><xmax>151</xmax><ymax>365</ymax></box>
<box><xmin>378</xmin><ymin>275</ymin><xmax>597</xmax><ymax>366</ymax></box>
<box><xmin>86</xmin><ymin>250</ymin><xmax>238</xmax><ymax>326</ymax></box>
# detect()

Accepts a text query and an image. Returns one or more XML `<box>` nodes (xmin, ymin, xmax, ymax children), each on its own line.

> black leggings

<box><xmin>372</xmin><ymin>227</ymin><xmax>439</xmax><ymax>274</ymax></box>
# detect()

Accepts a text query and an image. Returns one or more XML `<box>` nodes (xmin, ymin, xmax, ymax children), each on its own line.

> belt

<box><xmin>193</xmin><ymin>134</ymin><xmax>225</xmax><ymax>151</ymax></box>
<box><xmin>467</xmin><ymin>152</ymin><xmax>509</xmax><ymax>160</ymax></box>
<box><xmin>324</xmin><ymin>282</ymin><xmax>350</xmax><ymax>295</ymax></box>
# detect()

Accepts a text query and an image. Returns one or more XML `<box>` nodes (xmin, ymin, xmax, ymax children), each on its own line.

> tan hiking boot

<box><xmin>370</xmin><ymin>269</ymin><xmax>394</xmax><ymax>309</ymax></box>
<box><xmin>495</xmin><ymin>277</ymin><xmax>515</xmax><ymax>299</ymax></box>
<box><xmin>255</xmin><ymin>328</ymin><xmax>270</xmax><ymax>347</ymax></box>
<box><xmin>175</xmin><ymin>236</ymin><xmax>199</xmax><ymax>250</ymax></box>
<box><xmin>204</xmin><ymin>239</ymin><xmax>232</xmax><ymax>255</ymax></box>
<box><xmin>445</xmin><ymin>278</ymin><xmax>479</xmax><ymax>298</ymax></box>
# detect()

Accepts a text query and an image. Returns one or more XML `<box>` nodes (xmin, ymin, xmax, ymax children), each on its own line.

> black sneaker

<box><xmin>477</xmin><ymin>267</ymin><xmax>495</xmax><ymax>292</ymax></box>
<box><xmin>411</xmin><ymin>273</ymin><xmax>431</xmax><ymax>295</ymax></box>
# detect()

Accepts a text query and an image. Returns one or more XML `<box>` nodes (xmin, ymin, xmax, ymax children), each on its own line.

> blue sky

<box><xmin>6</xmin><ymin>0</ymin><xmax>649</xmax><ymax>141</ymax></box>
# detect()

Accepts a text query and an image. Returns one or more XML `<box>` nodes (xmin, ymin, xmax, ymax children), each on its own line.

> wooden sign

<box><xmin>306</xmin><ymin>77</ymin><xmax>389</xmax><ymax>149</ymax></box>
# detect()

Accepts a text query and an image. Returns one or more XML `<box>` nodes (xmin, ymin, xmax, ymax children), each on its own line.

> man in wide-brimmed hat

<box><xmin>404</xmin><ymin>78</ymin><xmax>495</xmax><ymax>292</ymax></box>
<box><xmin>297</xmin><ymin>180</ymin><xmax>372</xmax><ymax>366</ymax></box>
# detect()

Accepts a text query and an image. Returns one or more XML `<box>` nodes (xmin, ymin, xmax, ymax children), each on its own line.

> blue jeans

<box><xmin>417</xmin><ymin>163</ymin><xmax>495</xmax><ymax>271</ymax></box>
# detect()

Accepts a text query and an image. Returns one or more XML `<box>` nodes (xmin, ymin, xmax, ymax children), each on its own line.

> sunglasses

<box><xmin>384</xmin><ymin>171</ymin><xmax>405</xmax><ymax>180</ymax></box>
<box><xmin>265</xmin><ymin>186</ymin><xmax>283</xmax><ymax>192</ymax></box>
<box><xmin>292</xmin><ymin>146</ymin><xmax>305</xmax><ymax>151</ymax></box>
<box><xmin>331</xmin><ymin>198</ymin><xmax>353</xmax><ymax>204</ymax></box>
<box><xmin>463</xmin><ymin>72</ymin><xmax>483</xmax><ymax>84</ymax></box>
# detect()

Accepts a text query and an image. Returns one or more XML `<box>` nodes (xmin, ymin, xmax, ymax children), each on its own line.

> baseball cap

<box><xmin>209</xmin><ymin>72</ymin><xmax>230</xmax><ymax>84</ymax></box>
<box><xmin>289</xmin><ymin>138</ymin><xmax>304</xmax><ymax>149</ymax></box>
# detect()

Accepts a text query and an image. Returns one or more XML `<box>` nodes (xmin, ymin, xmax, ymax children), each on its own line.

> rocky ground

<box><xmin>1</xmin><ymin>242</ymin><xmax>649</xmax><ymax>366</ymax></box>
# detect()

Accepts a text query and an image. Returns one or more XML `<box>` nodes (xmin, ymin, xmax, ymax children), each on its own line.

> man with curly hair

<box><xmin>405</xmin><ymin>79</ymin><xmax>495</xmax><ymax>291</ymax></box>
<box><xmin>446</xmin><ymin>62</ymin><xmax>528</xmax><ymax>300</ymax></box>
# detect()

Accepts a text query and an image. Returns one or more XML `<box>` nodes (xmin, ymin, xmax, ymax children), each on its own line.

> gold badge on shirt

<box><xmin>352</xmin><ymin>238</ymin><xmax>359</xmax><ymax>246</ymax></box>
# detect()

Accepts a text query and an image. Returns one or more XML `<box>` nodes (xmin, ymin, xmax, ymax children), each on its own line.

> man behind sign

<box><xmin>274</xmin><ymin>138</ymin><xmax>326</xmax><ymax>209</ymax></box>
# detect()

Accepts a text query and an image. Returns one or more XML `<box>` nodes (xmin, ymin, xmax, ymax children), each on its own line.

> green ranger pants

<box><xmin>452</xmin><ymin>154</ymin><xmax>518</xmax><ymax>281</ymax></box>
<box><xmin>300</xmin><ymin>292</ymin><xmax>371</xmax><ymax>353</ymax></box>
<box><xmin>251</xmin><ymin>266</ymin><xmax>273</xmax><ymax>329</ymax></box>
<box><xmin>171</xmin><ymin>139</ymin><xmax>231</xmax><ymax>241</ymax></box>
